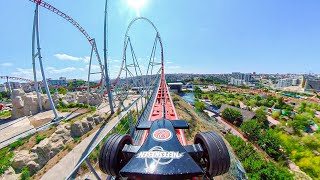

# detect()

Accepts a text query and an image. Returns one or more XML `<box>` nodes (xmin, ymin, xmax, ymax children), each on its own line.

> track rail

<box><xmin>139</xmin><ymin>61</ymin><xmax>187</xmax><ymax>146</ymax></box>
<box><xmin>0</xmin><ymin>76</ymin><xmax>33</xmax><ymax>82</ymax></box>
<box><xmin>28</xmin><ymin>0</ymin><xmax>105</xmax><ymax>90</ymax></box>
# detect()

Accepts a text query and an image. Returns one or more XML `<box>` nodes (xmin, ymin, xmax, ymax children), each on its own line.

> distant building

<box><xmin>4</xmin><ymin>82</ymin><xmax>21</xmax><ymax>90</ymax></box>
<box><xmin>277</xmin><ymin>78</ymin><xmax>301</xmax><ymax>88</ymax></box>
<box><xmin>219</xmin><ymin>104</ymin><xmax>256</xmax><ymax>122</ymax></box>
<box><xmin>304</xmin><ymin>79</ymin><xmax>320</xmax><ymax>92</ymax></box>
<box><xmin>0</xmin><ymin>84</ymin><xmax>7</xmax><ymax>92</ymax></box>
<box><xmin>47</xmin><ymin>78</ymin><xmax>67</xmax><ymax>87</ymax></box>
<box><xmin>230</xmin><ymin>78</ymin><xmax>245</xmax><ymax>86</ymax></box>
<box><xmin>185</xmin><ymin>83</ymin><xmax>193</xmax><ymax>89</ymax></box>
<box><xmin>168</xmin><ymin>82</ymin><xmax>183</xmax><ymax>93</ymax></box>
<box><xmin>230</xmin><ymin>72</ymin><xmax>253</xmax><ymax>86</ymax></box>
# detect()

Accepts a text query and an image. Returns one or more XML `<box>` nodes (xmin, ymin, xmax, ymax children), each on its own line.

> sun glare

<box><xmin>127</xmin><ymin>0</ymin><xmax>147</xmax><ymax>16</ymax></box>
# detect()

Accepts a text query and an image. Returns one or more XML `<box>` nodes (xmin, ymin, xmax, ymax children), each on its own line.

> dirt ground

<box><xmin>32</xmin><ymin>113</ymin><xmax>112</xmax><ymax>180</ymax></box>
<box><xmin>172</xmin><ymin>94</ymin><xmax>219</xmax><ymax>144</ymax></box>
<box><xmin>17</xmin><ymin>126</ymin><xmax>57</xmax><ymax>152</ymax></box>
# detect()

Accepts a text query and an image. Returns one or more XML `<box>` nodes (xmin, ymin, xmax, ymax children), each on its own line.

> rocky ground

<box><xmin>172</xmin><ymin>94</ymin><xmax>241</xmax><ymax>180</ymax></box>
<box><xmin>0</xmin><ymin>112</ymin><xmax>106</xmax><ymax>180</ymax></box>
<box><xmin>10</xmin><ymin>89</ymin><xmax>104</xmax><ymax>119</ymax></box>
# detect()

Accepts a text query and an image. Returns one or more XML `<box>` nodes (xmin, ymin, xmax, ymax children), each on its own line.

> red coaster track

<box><xmin>140</xmin><ymin>63</ymin><xmax>187</xmax><ymax>146</ymax></box>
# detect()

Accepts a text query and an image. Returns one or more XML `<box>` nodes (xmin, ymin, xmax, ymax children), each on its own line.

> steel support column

<box><xmin>6</xmin><ymin>76</ymin><xmax>12</xmax><ymax>93</ymax></box>
<box><xmin>32</xmin><ymin>4</ymin><xmax>58</xmax><ymax>120</ymax></box>
<box><xmin>104</xmin><ymin>0</ymin><xmax>114</xmax><ymax>114</ymax></box>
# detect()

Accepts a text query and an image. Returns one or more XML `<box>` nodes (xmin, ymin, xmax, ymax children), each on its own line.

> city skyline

<box><xmin>1</xmin><ymin>0</ymin><xmax>320</xmax><ymax>82</ymax></box>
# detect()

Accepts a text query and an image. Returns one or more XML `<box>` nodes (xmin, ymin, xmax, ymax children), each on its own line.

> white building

<box><xmin>277</xmin><ymin>78</ymin><xmax>301</xmax><ymax>88</ymax></box>
<box><xmin>230</xmin><ymin>78</ymin><xmax>245</xmax><ymax>86</ymax></box>
<box><xmin>0</xmin><ymin>84</ymin><xmax>7</xmax><ymax>92</ymax></box>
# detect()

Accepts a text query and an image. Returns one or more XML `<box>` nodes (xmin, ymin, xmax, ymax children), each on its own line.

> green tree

<box><xmin>258</xmin><ymin>129</ymin><xmax>282</xmax><ymax>160</ymax></box>
<box><xmin>194</xmin><ymin>86</ymin><xmax>203</xmax><ymax>94</ymax></box>
<box><xmin>58</xmin><ymin>87</ymin><xmax>67</xmax><ymax>95</ymax></box>
<box><xmin>255</xmin><ymin>107</ymin><xmax>268</xmax><ymax>125</ymax></box>
<box><xmin>240</xmin><ymin>120</ymin><xmax>263</xmax><ymax>141</ymax></box>
<box><xmin>222</xmin><ymin>108</ymin><xmax>243</xmax><ymax>124</ymax></box>
<box><xmin>194</xmin><ymin>101</ymin><xmax>205</xmax><ymax>112</ymax></box>
<box><xmin>291</xmin><ymin>113</ymin><xmax>312</xmax><ymax>134</ymax></box>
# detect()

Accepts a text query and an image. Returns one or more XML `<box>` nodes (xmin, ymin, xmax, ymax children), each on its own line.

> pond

<box><xmin>179</xmin><ymin>92</ymin><xmax>219</xmax><ymax>110</ymax></box>
<box><xmin>180</xmin><ymin>92</ymin><xmax>195</xmax><ymax>104</ymax></box>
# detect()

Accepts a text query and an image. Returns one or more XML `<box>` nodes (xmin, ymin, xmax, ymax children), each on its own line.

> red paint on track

<box><xmin>139</xmin><ymin>66</ymin><xmax>187</xmax><ymax>146</ymax></box>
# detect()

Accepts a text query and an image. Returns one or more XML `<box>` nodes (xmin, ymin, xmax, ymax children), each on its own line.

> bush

<box><xmin>194</xmin><ymin>101</ymin><xmax>205</xmax><ymax>112</ymax></box>
<box><xmin>20</xmin><ymin>167</ymin><xmax>30</xmax><ymax>180</ymax></box>
<box><xmin>222</xmin><ymin>108</ymin><xmax>242</xmax><ymax>124</ymax></box>
<box><xmin>0</xmin><ymin>148</ymin><xmax>14</xmax><ymax>175</ymax></box>
<box><xmin>35</xmin><ymin>134</ymin><xmax>47</xmax><ymax>144</ymax></box>
<box><xmin>240</xmin><ymin>120</ymin><xmax>263</xmax><ymax>141</ymax></box>
<box><xmin>58</xmin><ymin>87</ymin><xmax>67</xmax><ymax>95</ymax></box>
<box><xmin>225</xmin><ymin>134</ymin><xmax>293</xmax><ymax>180</ymax></box>
<box><xmin>9</xmin><ymin>139</ymin><xmax>23</xmax><ymax>150</ymax></box>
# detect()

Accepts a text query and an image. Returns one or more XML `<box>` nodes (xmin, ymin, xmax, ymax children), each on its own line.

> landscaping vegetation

<box><xmin>0</xmin><ymin>135</ymin><xmax>32</xmax><ymax>175</ymax></box>
<box><xmin>192</xmin><ymin>86</ymin><xmax>320</xmax><ymax>179</ymax></box>
<box><xmin>0</xmin><ymin>110</ymin><xmax>11</xmax><ymax>119</ymax></box>
<box><xmin>225</xmin><ymin>134</ymin><xmax>293</xmax><ymax>180</ymax></box>
<box><xmin>194</xmin><ymin>100</ymin><xmax>205</xmax><ymax>112</ymax></box>
<box><xmin>0</xmin><ymin>91</ymin><xmax>11</xmax><ymax>102</ymax></box>
<box><xmin>222</xmin><ymin>108</ymin><xmax>243</xmax><ymax>124</ymax></box>
<box><xmin>35</xmin><ymin>134</ymin><xmax>48</xmax><ymax>144</ymax></box>
<box><xmin>56</xmin><ymin>100</ymin><xmax>96</xmax><ymax>111</ymax></box>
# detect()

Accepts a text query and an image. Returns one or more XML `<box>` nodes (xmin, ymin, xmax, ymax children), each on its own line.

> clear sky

<box><xmin>1</xmin><ymin>0</ymin><xmax>320</xmax><ymax>82</ymax></box>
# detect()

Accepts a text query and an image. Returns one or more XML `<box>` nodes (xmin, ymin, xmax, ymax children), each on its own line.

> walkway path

<box><xmin>41</xmin><ymin>98</ymin><xmax>143</xmax><ymax>180</ymax></box>
<box><xmin>215</xmin><ymin>116</ymin><xmax>247</xmax><ymax>141</ymax></box>
<box><xmin>0</xmin><ymin>110</ymin><xmax>78</xmax><ymax>149</ymax></box>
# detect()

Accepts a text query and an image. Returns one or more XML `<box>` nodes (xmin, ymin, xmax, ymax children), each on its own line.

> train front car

<box><xmin>98</xmin><ymin>17</ymin><xmax>230</xmax><ymax>179</ymax></box>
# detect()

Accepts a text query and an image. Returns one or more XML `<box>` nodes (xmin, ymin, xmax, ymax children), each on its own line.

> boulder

<box><xmin>2</xmin><ymin>167</ymin><xmax>20</xmax><ymax>180</ymax></box>
<box><xmin>93</xmin><ymin>117</ymin><xmax>100</xmax><ymax>125</ymax></box>
<box><xmin>23</xmin><ymin>95</ymin><xmax>39</xmax><ymax>115</ymax></box>
<box><xmin>11</xmin><ymin>89</ymin><xmax>25</xmax><ymax>98</ymax></box>
<box><xmin>55</xmin><ymin>128</ymin><xmax>66</xmax><ymax>135</ymax></box>
<box><xmin>11</xmin><ymin>107</ymin><xmax>25</xmax><ymax>119</ymax></box>
<box><xmin>64</xmin><ymin>124</ymin><xmax>71</xmax><ymax>130</ymax></box>
<box><xmin>29</xmin><ymin>152</ymin><xmax>38</xmax><ymax>161</ymax></box>
<box><xmin>27</xmin><ymin>161</ymin><xmax>40</xmax><ymax>174</ymax></box>
<box><xmin>42</xmin><ymin>96</ymin><xmax>52</xmax><ymax>110</ymax></box>
<box><xmin>31</xmin><ymin>138</ymin><xmax>52</xmax><ymax>166</ymax></box>
<box><xmin>50</xmin><ymin>133</ymin><xmax>60</xmax><ymax>143</ymax></box>
<box><xmin>12</xmin><ymin>96</ymin><xmax>24</xmax><ymax>108</ymax></box>
<box><xmin>12</xmin><ymin>150</ymin><xmax>30</xmax><ymax>170</ymax></box>
<box><xmin>71</xmin><ymin>121</ymin><xmax>84</xmax><ymax>137</ymax></box>
<box><xmin>77</xmin><ymin>95</ymin><xmax>87</xmax><ymax>104</ymax></box>
<box><xmin>61</xmin><ymin>100</ymin><xmax>69</xmax><ymax>106</ymax></box>
<box><xmin>81</xmin><ymin>120</ymin><xmax>90</xmax><ymax>133</ymax></box>
<box><xmin>51</xmin><ymin>140</ymin><xmax>64</xmax><ymax>155</ymax></box>
<box><xmin>87</xmin><ymin>116</ymin><xmax>94</xmax><ymax>122</ymax></box>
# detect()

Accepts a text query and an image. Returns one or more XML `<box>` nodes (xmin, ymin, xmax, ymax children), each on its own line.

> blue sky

<box><xmin>1</xmin><ymin>0</ymin><xmax>320</xmax><ymax>82</ymax></box>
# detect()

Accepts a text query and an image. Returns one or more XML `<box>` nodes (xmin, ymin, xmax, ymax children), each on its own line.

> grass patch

<box><xmin>73</xmin><ymin>137</ymin><xmax>81</xmax><ymax>143</ymax></box>
<box><xmin>63</xmin><ymin>145</ymin><xmax>72</xmax><ymax>151</ymax></box>
<box><xmin>20</xmin><ymin>167</ymin><xmax>31</xmax><ymax>180</ymax></box>
<box><xmin>0</xmin><ymin>110</ymin><xmax>11</xmax><ymax>119</ymax></box>
<box><xmin>0</xmin><ymin>147</ymin><xmax>14</xmax><ymax>175</ymax></box>
<box><xmin>35</xmin><ymin>134</ymin><xmax>48</xmax><ymax>144</ymax></box>
<box><xmin>57</xmin><ymin>101</ymin><xmax>96</xmax><ymax>112</ymax></box>
<box><xmin>9</xmin><ymin>139</ymin><xmax>23</xmax><ymax>150</ymax></box>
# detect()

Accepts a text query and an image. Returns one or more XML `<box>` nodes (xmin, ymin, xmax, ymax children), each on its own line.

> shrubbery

<box><xmin>194</xmin><ymin>101</ymin><xmax>205</xmax><ymax>112</ymax></box>
<box><xmin>0</xmin><ymin>148</ymin><xmax>14</xmax><ymax>175</ymax></box>
<box><xmin>225</xmin><ymin>134</ymin><xmax>293</xmax><ymax>180</ymax></box>
<box><xmin>57</xmin><ymin>101</ymin><xmax>96</xmax><ymax>111</ymax></box>
<box><xmin>20</xmin><ymin>167</ymin><xmax>30</xmax><ymax>180</ymax></box>
<box><xmin>35</xmin><ymin>134</ymin><xmax>48</xmax><ymax>144</ymax></box>
<box><xmin>222</xmin><ymin>108</ymin><xmax>242</xmax><ymax>124</ymax></box>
